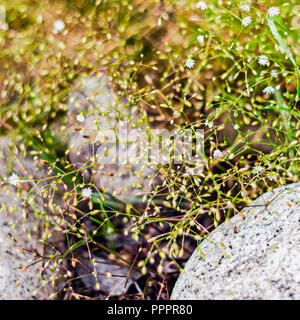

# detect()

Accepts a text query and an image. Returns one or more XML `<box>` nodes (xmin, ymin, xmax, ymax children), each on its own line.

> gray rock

<box><xmin>0</xmin><ymin>188</ymin><xmax>45</xmax><ymax>299</ymax></box>
<box><xmin>171</xmin><ymin>182</ymin><xmax>300</xmax><ymax>300</ymax></box>
<box><xmin>0</xmin><ymin>139</ymin><xmax>52</xmax><ymax>299</ymax></box>
<box><xmin>76</xmin><ymin>253</ymin><xmax>140</xmax><ymax>296</ymax></box>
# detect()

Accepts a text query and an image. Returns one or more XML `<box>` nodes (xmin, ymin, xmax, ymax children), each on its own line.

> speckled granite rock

<box><xmin>0</xmin><ymin>140</ymin><xmax>49</xmax><ymax>299</ymax></box>
<box><xmin>0</xmin><ymin>189</ymin><xmax>44</xmax><ymax>299</ymax></box>
<box><xmin>171</xmin><ymin>182</ymin><xmax>300</xmax><ymax>300</ymax></box>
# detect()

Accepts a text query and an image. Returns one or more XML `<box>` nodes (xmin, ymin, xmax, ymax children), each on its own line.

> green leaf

<box><xmin>268</xmin><ymin>18</ymin><xmax>297</xmax><ymax>69</ymax></box>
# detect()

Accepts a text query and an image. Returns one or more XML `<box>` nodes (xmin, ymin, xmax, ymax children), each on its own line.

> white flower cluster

<box><xmin>270</xmin><ymin>69</ymin><xmax>278</xmax><ymax>78</ymax></box>
<box><xmin>213</xmin><ymin>149</ymin><xmax>224</xmax><ymax>159</ymax></box>
<box><xmin>205</xmin><ymin>120</ymin><xmax>213</xmax><ymax>128</ymax></box>
<box><xmin>268</xmin><ymin>7</ymin><xmax>280</xmax><ymax>17</ymax></box>
<box><xmin>258</xmin><ymin>55</ymin><xmax>269</xmax><ymax>66</ymax></box>
<box><xmin>242</xmin><ymin>16</ymin><xmax>252</xmax><ymax>27</ymax></box>
<box><xmin>196</xmin><ymin>1</ymin><xmax>207</xmax><ymax>10</ymax></box>
<box><xmin>185</xmin><ymin>57</ymin><xmax>195</xmax><ymax>69</ymax></box>
<box><xmin>8</xmin><ymin>173</ymin><xmax>20</xmax><ymax>186</ymax></box>
<box><xmin>81</xmin><ymin>187</ymin><xmax>92</xmax><ymax>198</ymax></box>
<box><xmin>76</xmin><ymin>114</ymin><xmax>85</xmax><ymax>123</ymax></box>
<box><xmin>262</xmin><ymin>86</ymin><xmax>276</xmax><ymax>95</ymax></box>
<box><xmin>53</xmin><ymin>20</ymin><xmax>65</xmax><ymax>32</ymax></box>
<box><xmin>252</xmin><ymin>165</ymin><xmax>263</xmax><ymax>175</ymax></box>
<box><xmin>240</xmin><ymin>5</ymin><xmax>250</xmax><ymax>12</ymax></box>
<box><xmin>197</xmin><ymin>35</ymin><xmax>205</xmax><ymax>44</ymax></box>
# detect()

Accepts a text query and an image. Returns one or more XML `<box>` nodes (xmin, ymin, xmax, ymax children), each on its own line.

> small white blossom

<box><xmin>262</xmin><ymin>86</ymin><xmax>276</xmax><ymax>95</ymax></box>
<box><xmin>53</xmin><ymin>19</ymin><xmax>65</xmax><ymax>32</ymax></box>
<box><xmin>205</xmin><ymin>120</ymin><xmax>213</xmax><ymax>128</ymax></box>
<box><xmin>81</xmin><ymin>187</ymin><xmax>92</xmax><ymax>198</ymax></box>
<box><xmin>252</xmin><ymin>165</ymin><xmax>263</xmax><ymax>175</ymax></box>
<box><xmin>268</xmin><ymin>7</ymin><xmax>280</xmax><ymax>17</ymax></box>
<box><xmin>8</xmin><ymin>173</ymin><xmax>19</xmax><ymax>186</ymax></box>
<box><xmin>185</xmin><ymin>57</ymin><xmax>195</xmax><ymax>69</ymax></box>
<box><xmin>76</xmin><ymin>114</ymin><xmax>85</xmax><ymax>123</ymax></box>
<box><xmin>157</xmin><ymin>16</ymin><xmax>162</xmax><ymax>26</ymax></box>
<box><xmin>173</xmin><ymin>111</ymin><xmax>180</xmax><ymax>118</ymax></box>
<box><xmin>258</xmin><ymin>55</ymin><xmax>270</xmax><ymax>66</ymax></box>
<box><xmin>242</xmin><ymin>16</ymin><xmax>252</xmax><ymax>27</ymax></box>
<box><xmin>196</xmin><ymin>1</ymin><xmax>207</xmax><ymax>10</ymax></box>
<box><xmin>213</xmin><ymin>149</ymin><xmax>224</xmax><ymax>159</ymax></box>
<box><xmin>197</xmin><ymin>35</ymin><xmax>205</xmax><ymax>44</ymax></box>
<box><xmin>268</xmin><ymin>172</ymin><xmax>278</xmax><ymax>181</ymax></box>
<box><xmin>270</xmin><ymin>69</ymin><xmax>278</xmax><ymax>78</ymax></box>
<box><xmin>189</xmin><ymin>220</ymin><xmax>195</xmax><ymax>226</ymax></box>
<box><xmin>240</xmin><ymin>5</ymin><xmax>250</xmax><ymax>12</ymax></box>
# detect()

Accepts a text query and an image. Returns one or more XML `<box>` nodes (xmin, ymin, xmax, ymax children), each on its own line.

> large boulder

<box><xmin>0</xmin><ymin>139</ymin><xmax>48</xmax><ymax>299</ymax></box>
<box><xmin>0</xmin><ymin>190</ymin><xmax>46</xmax><ymax>299</ymax></box>
<box><xmin>171</xmin><ymin>182</ymin><xmax>300</xmax><ymax>300</ymax></box>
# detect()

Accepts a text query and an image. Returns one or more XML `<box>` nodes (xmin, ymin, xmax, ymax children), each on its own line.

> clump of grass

<box><xmin>0</xmin><ymin>0</ymin><xmax>299</xmax><ymax>299</ymax></box>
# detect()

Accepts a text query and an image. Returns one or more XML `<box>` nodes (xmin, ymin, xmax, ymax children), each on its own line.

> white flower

<box><xmin>268</xmin><ymin>172</ymin><xmax>278</xmax><ymax>181</ymax></box>
<box><xmin>205</xmin><ymin>119</ymin><xmax>213</xmax><ymax>128</ymax></box>
<box><xmin>8</xmin><ymin>173</ymin><xmax>19</xmax><ymax>186</ymax></box>
<box><xmin>189</xmin><ymin>220</ymin><xmax>195</xmax><ymax>226</ymax></box>
<box><xmin>213</xmin><ymin>149</ymin><xmax>224</xmax><ymax>159</ymax></box>
<box><xmin>268</xmin><ymin>7</ymin><xmax>280</xmax><ymax>17</ymax></box>
<box><xmin>258</xmin><ymin>55</ymin><xmax>270</xmax><ymax>66</ymax></box>
<box><xmin>197</xmin><ymin>35</ymin><xmax>205</xmax><ymax>44</ymax></box>
<box><xmin>270</xmin><ymin>69</ymin><xmax>278</xmax><ymax>78</ymax></box>
<box><xmin>262</xmin><ymin>86</ymin><xmax>276</xmax><ymax>95</ymax></box>
<box><xmin>252</xmin><ymin>165</ymin><xmax>263</xmax><ymax>175</ymax></box>
<box><xmin>81</xmin><ymin>187</ymin><xmax>92</xmax><ymax>198</ymax></box>
<box><xmin>76</xmin><ymin>114</ymin><xmax>85</xmax><ymax>123</ymax></box>
<box><xmin>196</xmin><ymin>1</ymin><xmax>207</xmax><ymax>10</ymax></box>
<box><xmin>53</xmin><ymin>20</ymin><xmax>65</xmax><ymax>32</ymax></box>
<box><xmin>240</xmin><ymin>5</ymin><xmax>250</xmax><ymax>12</ymax></box>
<box><xmin>185</xmin><ymin>57</ymin><xmax>195</xmax><ymax>69</ymax></box>
<box><xmin>242</xmin><ymin>16</ymin><xmax>252</xmax><ymax>27</ymax></box>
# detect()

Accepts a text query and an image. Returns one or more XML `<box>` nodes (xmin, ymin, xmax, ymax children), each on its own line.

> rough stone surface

<box><xmin>0</xmin><ymin>192</ymin><xmax>44</xmax><ymax>299</ymax></box>
<box><xmin>171</xmin><ymin>182</ymin><xmax>300</xmax><ymax>300</ymax></box>
<box><xmin>76</xmin><ymin>252</ymin><xmax>140</xmax><ymax>296</ymax></box>
<box><xmin>0</xmin><ymin>139</ymin><xmax>51</xmax><ymax>299</ymax></box>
